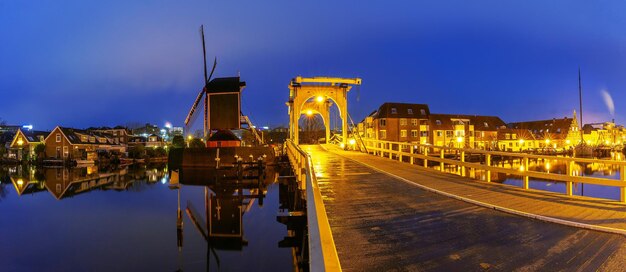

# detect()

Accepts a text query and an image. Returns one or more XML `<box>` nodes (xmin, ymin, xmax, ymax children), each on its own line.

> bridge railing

<box><xmin>358</xmin><ymin>138</ymin><xmax>626</xmax><ymax>203</ymax></box>
<box><xmin>285</xmin><ymin>140</ymin><xmax>341</xmax><ymax>271</ymax></box>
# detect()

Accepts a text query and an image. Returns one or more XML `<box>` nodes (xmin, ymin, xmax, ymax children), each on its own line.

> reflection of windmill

<box><xmin>183</xmin><ymin>25</ymin><xmax>263</xmax><ymax>145</ymax></box>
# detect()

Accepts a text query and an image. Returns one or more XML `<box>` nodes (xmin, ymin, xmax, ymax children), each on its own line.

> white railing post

<box><xmin>409</xmin><ymin>145</ymin><xmax>414</xmax><ymax>165</ymax></box>
<box><xmin>398</xmin><ymin>144</ymin><xmax>403</xmax><ymax>162</ymax></box>
<box><xmin>424</xmin><ymin>147</ymin><xmax>428</xmax><ymax>168</ymax></box>
<box><xmin>619</xmin><ymin>164</ymin><xmax>626</xmax><ymax>203</ymax></box>
<box><xmin>388</xmin><ymin>143</ymin><xmax>393</xmax><ymax>159</ymax></box>
<box><xmin>439</xmin><ymin>148</ymin><xmax>444</xmax><ymax>172</ymax></box>
<box><xmin>486</xmin><ymin>154</ymin><xmax>491</xmax><ymax>182</ymax></box>
<box><xmin>566</xmin><ymin>160</ymin><xmax>573</xmax><ymax>196</ymax></box>
<box><xmin>460</xmin><ymin>151</ymin><xmax>465</xmax><ymax>177</ymax></box>
<box><xmin>523</xmin><ymin>157</ymin><xmax>529</xmax><ymax>189</ymax></box>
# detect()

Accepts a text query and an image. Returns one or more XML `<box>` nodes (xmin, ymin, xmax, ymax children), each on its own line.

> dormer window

<box><xmin>420</xmin><ymin>109</ymin><xmax>426</xmax><ymax>115</ymax></box>
<box><xmin>484</xmin><ymin>122</ymin><xmax>488</xmax><ymax>128</ymax></box>
<box><xmin>407</xmin><ymin>109</ymin><xmax>413</xmax><ymax>115</ymax></box>
<box><xmin>391</xmin><ymin>108</ymin><xmax>397</xmax><ymax>114</ymax></box>
<box><xmin>435</xmin><ymin>120</ymin><xmax>442</xmax><ymax>125</ymax></box>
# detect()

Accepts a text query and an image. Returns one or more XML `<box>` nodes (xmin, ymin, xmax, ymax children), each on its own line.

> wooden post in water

<box><xmin>619</xmin><ymin>165</ymin><xmax>626</xmax><ymax>203</ymax></box>
<box><xmin>409</xmin><ymin>145</ymin><xmax>414</xmax><ymax>165</ymax></box>
<box><xmin>523</xmin><ymin>157</ymin><xmax>529</xmax><ymax>189</ymax></box>
<box><xmin>440</xmin><ymin>148</ymin><xmax>445</xmax><ymax>172</ymax></box>
<box><xmin>566</xmin><ymin>160</ymin><xmax>574</xmax><ymax>196</ymax></box>
<box><xmin>486</xmin><ymin>154</ymin><xmax>491</xmax><ymax>182</ymax></box>
<box><xmin>460</xmin><ymin>151</ymin><xmax>466</xmax><ymax>177</ymax></box>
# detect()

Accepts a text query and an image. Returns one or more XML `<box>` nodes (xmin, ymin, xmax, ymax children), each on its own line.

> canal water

<box><xmin>0</xmin><ymin>165</ymin><xmax>293</xmax><ymax>271</ymax></box>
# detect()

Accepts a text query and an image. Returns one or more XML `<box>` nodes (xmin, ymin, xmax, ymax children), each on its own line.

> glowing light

<box><xmin>22</xmin><ymin>125</ymin><xmax>33</xmax><ymax>130</ymax></box>
<box><xmin>17</xmin><ymin>138</ymin><xmax>24</xmax><ymax>146</ymax></box>
<box><xmin>545</xmin><ymin>162</ymin><xmax>551</xmax><ymax>171</ymax></box>
<box><xmin>565</xmin><ymin>139</ymin><xmax>571</xmax><ymax>145</ymax></box>
<box><xmin>187</xmin><ymin>135</ymin><xmax>193</xmax><ymax>140</ymax></box>
<box><xmin>586</xmin><ymin>140</ymin><xmax>591</xmax><ymax>145</ymax></box>
<box><xmin>456</xmin><ymin>137</ymin><xmax>463</xmax><ymax>143</ymax></box>
<box><xmin>519</xmin><ymin>165</ymin><xmax>525</xmax><ymax>172</ymax></box>
<box><xmin>545</xmin><ymin>139</ymin><xmax>550</xmax><ymax>144</ymax></box>
<box><xmin>164</xmin><ymin>122</ymin><xmax>172</xmax><ymax>129</ymax></box>
<box><xmin>519</xmin><ymin>139</ymin><xmax>525</xmax><ymax>144</ymax></box>
<box><xmin>605</xmin><ymin>140</ymin><xmax>610</xmax><ymax>145</ymax></box>
<box><xmin>339</xmin><ymin>143</ymin><xmax>346</xmax><ymax>149</ymax></box>
<box><xmin>306</xmin><ymin>110</ymin><xmax>313</xmax><ymax>116</ymax></box>
<box><xmin>316</xmin><ymin>96</ymin><xmax>325</xmax><ymax>103</ymax></box>
<box><xmin>17</xmin><ymin>179</ymin><xmax>24</xmax><ymax>186</ymax></box>
<box><xmin>349</xmin><ymin>139</ymin><xmax>356</xmax><ymax>145</ymax></box>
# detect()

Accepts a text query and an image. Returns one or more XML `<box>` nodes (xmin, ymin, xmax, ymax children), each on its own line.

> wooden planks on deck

<box><xmin>303</xmin><ymin>145</ymin><xmax>626</xmax><ymax>271</ymax></box>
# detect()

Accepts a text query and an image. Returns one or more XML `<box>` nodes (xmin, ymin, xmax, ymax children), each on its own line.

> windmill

<box><xmin>184</xmin><ymin>25</ymin><xmax>263</xmax><ymax>146</ymax></box>
<box><xmin>184</xmin><ymin>25</ymin><xmax>217</xmax><ymax>139</ymax></box>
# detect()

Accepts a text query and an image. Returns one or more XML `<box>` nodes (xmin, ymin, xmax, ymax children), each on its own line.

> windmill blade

<box><xmin>208</xmin><ymin>57</ymin><xmax>217</xmax><ymax>82</ymax></box>
<box><xmin>184</xmin><ymin>88</ymin><xmax>206</xmax><ymax>126</ymax></box>
<box><xmin>201</xmin><ymin>25</ymin><xmax>208</xmax><ymax>84</ymax></box>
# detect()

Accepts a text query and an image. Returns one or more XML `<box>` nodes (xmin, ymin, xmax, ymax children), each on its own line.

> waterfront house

<box><xmin>90</xmin><ymin>126</ymin><xmax>131</xmax><ymax>145</ymax></box>
<box><xmin>8</xmin><ymin>128</ymin><xmax>48</xmax><ymax>161</ymax></box>
<box><xmin>44</xmin><ymin>126</ymin><xmax>123</xmax><ymax>161</ymax></box>
<box><xmin>370</xmin><ymin>102</ymin><xmax>431</xmax><ymax>143</ymax></box>
<box><xmin>429</xmin><ymin>114</ymin><xmax>505</xmax><ymax>149</ymax></box>
<box><xmin>508</xmin><ymin>111</ymin><xmax>581</xmax><ymax>150</ymax></box>
<box><xmin>496</xmin><ymin>128</ymin><xmax>537</xmax><ymax>151</ymax></box>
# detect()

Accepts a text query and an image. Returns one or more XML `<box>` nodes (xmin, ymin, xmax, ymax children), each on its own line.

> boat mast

<box><xmin>578</xmin><ymin>67</ymin><xmax>584</xmax><ymax>143</ymax></box>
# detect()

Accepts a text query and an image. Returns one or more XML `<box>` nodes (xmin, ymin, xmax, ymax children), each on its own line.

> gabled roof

<box><xmin>11</xmin><ymin>129</ymin><xmax>48</xmax><ymax>146</ymax></box>
<box><xmin>209</xmin><ymin>130</ymin><xmax>241</xmax><ymax>142</ymax></box>
<box><xmin>375</xmin><ymin>102</ymin><xmax>430</xmax><ymax>119</ymax></box>
<box><xmin>205</xmin><ymin>77</ymin><xmax>246</xmax><ymax>94</ymax></box>
<box><xmin>508</xmin><ymin>118</ymin><xmax>573</xmax><ymax>135</ymax></box>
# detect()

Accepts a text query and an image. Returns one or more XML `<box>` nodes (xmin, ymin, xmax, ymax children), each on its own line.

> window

<box><xmin>420</xmin><ymin>131</ymin><xmax>428</xmax><ymax>137</ymax></box>
<box><xmin>435</xmin><ymin>120</ymin><xmax>442</xmax><ymax>125</ymax></box>
<box><xmin>436</xmin><ymin>131</ymin><xmax>442</xmax><ymax>137</ymax></box>
<box><xmin>446</xmin><ymin>131</ymin><xmax>453</xmax><ymax>137</ymax></box>
<box><xmin>411</xmin><ymin>130</ymin><xmax>418</xmax><ymax>137</ymax></box>
<box><xmin>400</xmin><ymin>118</ymin><xmax>407</xmax><ymax>126</ymax></box>
<box><xmin>56</xmin><ymin>147</ymin><xmax>61</xmax><ymax>158</ymax></box>
<box><xmin>411</xmin><ymin>119</ymin><xmax>418</xmax><ymax>126</ymax></box>
<box><xmin>407</xmin><ymin>109</ymin><xmax>413</xmax><ymax>115</ymax></box>
<box><xmin>56</xmin><ymin>134</ymin><xmax>61</xmax><ymax>142</ymax></box>
<box><xmin>391</xmin><ymin>108</ymin><xmax>397</xmax><ymax>114</ymax></box>
<box><xmin>379</xmin><ymin>130</ymin><xmax>387</xmax><ymax>139</ymax></box>
<box><xmin>81</xmin><ymin>135</ymin><xmax>87</xmax><ymax>142</ymax></box>
<box><xmin>400</xmin><ymin>130</ymin><xmax>407</xmax><ymax>137</ymax></box>
<box><xmin>484</xmin><ymin>122</ymin><xmax>489</xmax><ymax>128</ymax></box>
<box><xmin>63</xmin><ymin>146</ymin><xmax>68</xmax><ymax>158</ymax></box>
<box><xmin>505</xmin><ymin>133</ymin><xmax>511</xmax><ymax>140</ymax></box>
<box><xmin>379</xmin><ymin>119</ymin><xmax>386</xmax><ymax>127</ymax></box>
<box><xmin>512</xmin><ymin>134</ymin><xmax>517</xmax><ymax>140</ymax></box>
<box><xmin>420</xmin><ymin>109</ymin><xmax>426</xmax><ymax>115</ymax></box>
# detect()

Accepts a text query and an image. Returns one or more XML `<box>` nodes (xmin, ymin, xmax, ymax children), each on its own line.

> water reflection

<box><xmin>1</xmin><ymin>165</ymin><xmax>168</xmax><ymax>200</ymax></box>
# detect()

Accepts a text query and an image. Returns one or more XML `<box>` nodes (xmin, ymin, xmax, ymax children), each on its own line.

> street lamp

<box><xmin>316</xmin><ymin>96</ymin><xmax>325</xmax><ymax>103</ymax></box>
<box><xmin>306</xmin><ymin>110</ymin><xmax>313</xmax><ymax>116</ymax></box>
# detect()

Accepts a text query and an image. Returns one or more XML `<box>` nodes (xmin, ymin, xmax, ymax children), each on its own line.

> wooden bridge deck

<box><xmin>302</xmin><ymin>144</ymin><xmax>626</xmax><ymax>271</ymax></box>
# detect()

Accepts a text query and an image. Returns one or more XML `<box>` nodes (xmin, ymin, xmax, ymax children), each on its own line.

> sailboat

<box><xmin>574</xmin><ymin>68</ymin><xmax>593</xmax><ymax>157</ymax></box>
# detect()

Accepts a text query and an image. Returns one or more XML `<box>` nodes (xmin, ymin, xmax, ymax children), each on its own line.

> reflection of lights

<box><xmin>340</xmin><ymin>143</ymin><xmax>346</xmax><ymax>149</ymax></box>
<box><xmin>605</xmin><ymin>140</ymin><xmax>610</xmax><ymax>145</ymax></box>
<box><xmin>519</xmin><ymin>165</ymin><xmax>525</xmax><ymax>172</ymax></box>
<box><xmin>545</xmin><ymin>162</ymin><xmax>551</xmax><ymax>171</ymax></box>
<box><xmin>348</xmin><ymin>139</ymin><xmax>356</xmax><ymax>145</ymax></box>
<box><xmin>160</xmin><ymin>177</ymin><xmax>167</xmax><ymax>184</ymax></box>
<box><xmin>586</xmin><ymin>140</ymin><xmax>591</xmax><ymax>145</ymax></box>
<box><xmin>565</xmin><ymin>139</ymin><xmax>570</xmax><ymax>145</ymax></box>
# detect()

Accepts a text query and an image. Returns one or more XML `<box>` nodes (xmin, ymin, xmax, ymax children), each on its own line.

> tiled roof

<box><xmin>58</xmin><ymin>127</ymin><xmax>117</xmax><ymax>145</ymax></box>
<box><xmin>376</xmin><ymin>102</ymin><xmax>430</xmax><ymax>119</ymax></box>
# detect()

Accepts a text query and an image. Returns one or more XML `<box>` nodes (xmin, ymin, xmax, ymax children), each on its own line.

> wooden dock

<box><xmin>303</xmin><ymin>144</ymin><xmax>626</xmax><ymax>271</ymax></box>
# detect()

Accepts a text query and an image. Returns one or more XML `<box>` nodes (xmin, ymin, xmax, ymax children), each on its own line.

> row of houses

<box><xmin>1</xmin><ymin>126</ymin><xmax>166</xmax><ymax>162</ymax></box>
<box><xmin>358</xmin><ymin>102</ymin><xmax>626</xmax><ymax>151</ymax></box>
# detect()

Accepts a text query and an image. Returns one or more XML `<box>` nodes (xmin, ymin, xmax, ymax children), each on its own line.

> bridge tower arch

<box><xmin>287</xmin><ymin>76</ymin><xmax>361</xmax><ymax>145</ymax></box>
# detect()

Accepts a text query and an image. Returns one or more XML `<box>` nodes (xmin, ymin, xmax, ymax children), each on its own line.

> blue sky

<box><xmin>1</xmin><ymin>1</ymin><xmax>625</xmax><ymax>130</ymax></box>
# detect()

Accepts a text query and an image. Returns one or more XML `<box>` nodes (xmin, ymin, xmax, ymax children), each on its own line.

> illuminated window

<box><xmin>379</xmin><ymin>130</ymin><xmax>387</xmax><ymax>139</ymax></box>
<box><xmin>446</xmin><ymin>131</ymin><xmax>453</xmax><ymax>137</ymax></box>
<box><xmin>512</xmin><ymin>134</ymin><xmax>517</xmax><ymax>140</ymax></box>
<box><xmin>411</xmin><ymin>119</ymin><xmax>418</xmax><ymax>126</ymax></box>
<box><xmin>437</xmin><ymin>131</ymin><xmax>442</xmax><ymax>137</ymax></box>
<box><xmin>400</xmin><ymin>119</ymin><xmax>407</xmax><ymax>126</ymax></box>
<box><xmin>56</xmin><ymin>134</ymin><xmax>61</xmax><ymax>142</ymax></box>
<box><xmin>420</xmin><ymin>131</ymin><xmax>428</xmax><ymax>137</ymax></box>
<box><xmin>411</xmin><ymin>130</ymin><xmax>418</xmax><ymax>137</ymax></box>
<box><xmin>400</xmin><ymin>130</ymin><xmax>407</xmax><ymax>137</ymax></box>
<box><xmin>63</xmin><ymin>146</ymin><xmax>68</xmax><ymax>158</ymax></box>
<box><xmin>407</xmin><ymin>109</ymin><xmax>413</xmax><ymax>115</ymax></box>
<box><xmin>505</xmin><ymin>133</ymin><xmax>511</xmax><ymax>140</ymax></box>
<box><xmin>391</xmin><ymin>108</ymin><xmax>397</xmax><ymax>114</ymax></box>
